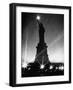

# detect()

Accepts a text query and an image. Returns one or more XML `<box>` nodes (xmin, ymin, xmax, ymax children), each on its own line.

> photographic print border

<box><xmin>9</xmin><ymin>3</ymin><xmax>71</xmax><ymax>87</ymax></box>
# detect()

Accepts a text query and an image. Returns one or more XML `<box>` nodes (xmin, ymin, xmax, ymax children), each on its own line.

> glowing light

<box><xmin>28</xmin><ymin>67</ymin><xmax>31</xmax><ymax>70</ymax></box>
<box><xmin>59</xmin><ymin>66</ymin><xmax>64</xmax><ymax>70</ymax></box>
<box><xmin>49</xmin><ymin>65</ymin><xmax>53</xmax><ymax>69</ymax></box>
<box><xmin>40</xmin><ymin>64</ymin><xmax>44</xmax><ymax>69</ymax></box>
<box><xmin>36</xmin><ymin>15</ymin><xmax>40</xmax><ymax>20</ymax></box>
<box><xmin>56</xmin><ymin>67</ymin><xmax>58</xmax><ymax>69</ymax></box>
<box><xmin>22</xmin><ymin>62</ymin><xmax>28</xmax><ymax>68</ymax></box>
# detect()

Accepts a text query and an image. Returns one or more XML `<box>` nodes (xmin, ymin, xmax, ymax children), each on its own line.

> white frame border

<box><xmin>16</xmin><ymin>6</ymin><xmax>69</xmax><ymax>84</ymax></box>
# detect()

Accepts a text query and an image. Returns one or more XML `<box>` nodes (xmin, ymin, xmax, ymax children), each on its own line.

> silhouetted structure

<box><xmin>22</xmin><ymin>16</ymin><xmax>64</xmax><ymax>77</ymax></box>
<box><xmin>35</xmin><ymin>20</ymin><xmax>50</xmax><ymax>65</ymax></box>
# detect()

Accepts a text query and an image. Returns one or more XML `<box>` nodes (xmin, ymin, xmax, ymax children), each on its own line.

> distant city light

<box><xmin>36</xmin><ymin>15</ymin><xmax>40</xmax><ymax>20</ymax></box>
<box><xmin>49</xmin><ymin>65</ymin><xmax>53</xmax><ymax>69</ymax></box>
<box><xmin>40</xmin><ymin>64</ymin><xmax>44</xmax><ymax>69</ymax></box>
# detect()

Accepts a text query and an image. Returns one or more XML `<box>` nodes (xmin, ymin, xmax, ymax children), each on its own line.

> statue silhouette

<box><xmin>38</xmin><ymin>22</ymin><xmax>45</xmax><ymax>43</ymax></box>
<box><xmin>35</xmin><ymin>20</ymin><xmax>50</xmax><ymax>65</ymax></box>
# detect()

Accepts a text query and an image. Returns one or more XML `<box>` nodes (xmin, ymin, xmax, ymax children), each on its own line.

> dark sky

<box><xmin>21</xmin><ymin>12</ymin><xmax>64</xmax><ymax>63</ymax></box>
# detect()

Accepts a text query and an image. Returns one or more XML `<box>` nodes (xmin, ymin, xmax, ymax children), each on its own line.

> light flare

<box><xmin>22</xmin><ymin>62</ymin><xmax>28</xmax><ymax>68</ymax></box>
<box><xmin>59</xmin><ymin>66</ymin><xmax>64</xmax><ymax>70</ymax></box>
<box><xmin>49</xmin><ymin>65</ymin><xmax>53</xmax><ymax>69</ymax></box>
<box><xmin>40</xmin><ymin>64</ymin><xmax>45</xmax><ymax>69</ymax></box>
<box><xmin>36</xmin><ymin>15</ymin><xmax>40</xmax><ymax>20</ymax></box>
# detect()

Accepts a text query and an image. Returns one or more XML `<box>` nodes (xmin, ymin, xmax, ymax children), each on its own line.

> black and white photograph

<box><xmin>10</xmin><ymin>3</ymin><xmax>71</xmax><ymax>87</ymax></box>
<box><xmin>21</xmin><ymin>13</ymin><xmax>64</xmax><ymax>77</ymax></box>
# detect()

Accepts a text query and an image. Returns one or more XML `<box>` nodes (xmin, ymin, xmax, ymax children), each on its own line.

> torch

<box><xmin>36</xmin><ymin>15</ymin><xmax>41</xmax><ymax>24</ymax></box>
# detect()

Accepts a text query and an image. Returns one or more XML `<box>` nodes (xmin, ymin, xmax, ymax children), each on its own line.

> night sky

<box><xmin>21</xmin><ymin>12</ymin><xmax>64</xmax><ymax>65</ymax></box>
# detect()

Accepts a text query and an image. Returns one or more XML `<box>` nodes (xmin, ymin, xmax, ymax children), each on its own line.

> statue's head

<box><xmin>39</xmin><ymin>22</ymin><xmax>43</xmax><ymax>27</ymax></box>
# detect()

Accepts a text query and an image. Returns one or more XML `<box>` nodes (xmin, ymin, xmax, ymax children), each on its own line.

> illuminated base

<box><xmin>22</xmin><ymin>62</ymin><xmax>64</xmax><ymax>77</ymax></box>
<box><xmin>40</xmin><ymin>64</ymin><xmax>45</xmax><ymax>69</ymax></box>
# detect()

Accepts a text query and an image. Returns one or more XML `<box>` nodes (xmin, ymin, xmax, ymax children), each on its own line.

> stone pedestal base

<box><xmin>35</xmin><ymin>43</ymin><xmax>50</xmax><ymax>65</ymax></box>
